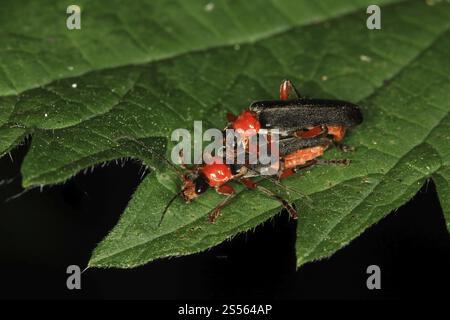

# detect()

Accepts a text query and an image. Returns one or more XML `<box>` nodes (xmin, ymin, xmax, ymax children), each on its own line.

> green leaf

<box><xmin>1</xmin><ymin>0</ymin><xmax>450</xmax><ymax>269</ymax></box>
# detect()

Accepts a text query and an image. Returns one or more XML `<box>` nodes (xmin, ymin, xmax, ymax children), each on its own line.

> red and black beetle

<box><xmin>227</xmin><ymin>79</ymin><xmax>362</xmax><ymax>144</ymax></box>
<box><xmin>227</xmin><ymin>79</ymin><xmax>362</xmax><ymax>178</ymax></box>
<box><xmin>162</xmin><ymin>156</ymin><xmax>301</xmax><ymax>225</ymax></box>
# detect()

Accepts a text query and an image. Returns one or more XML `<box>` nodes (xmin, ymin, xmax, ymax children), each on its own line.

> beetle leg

<box><xmin>333</xmin><ymin>140</ymin><xmax>354</xmax><ymax>153</ymax></box>
<box><xmin>240</xmin><ymin>178</ymin><xmax>257</xmax><ymax>189</ymax></box>
<box><xmin>279</xmin><ymin>168</ymin><xmax>295</xmax><ymax>179</ymax></box>
<box><xmin>314</xmin><ymin>159</ymin><xmax>351</xmax><ymax>166</ymax></box>
<box><xmin>278</xmin><ymin>161</ymin><xmax>316</xmax><ymax>179</ymax></box>
<box><xmin>216</xmin><ymin>184</ymin><xmax>235</xmax><ymax>195</ymax></box>
<box><xmin>254</xmin><ymin>174</ymin><xmax>312</xmax><ymax>202</ymax></box>
<box><xmin>208</xmin><ymin>185</ymin><xmax>236</xmax><ymax>223</ymax></box>
<box><xmin>280</xmin><ymin>79</ymin><xmax>301</xmax><ymax>100</ymax></box>
<box><xmin>255</xmin><ymin>185</ymin><xmax>298</xmax><ymax>219</ymax></box>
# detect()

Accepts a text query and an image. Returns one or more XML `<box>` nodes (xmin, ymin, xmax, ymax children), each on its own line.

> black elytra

<box><xmin>250</xmin><ymin>98</ymin><xmax>363</xmax><ymax>130</ymax></box>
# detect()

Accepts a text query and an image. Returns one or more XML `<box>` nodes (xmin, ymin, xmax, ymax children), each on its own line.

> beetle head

<box><xmin>181</xmin><ymin>172</ymin><xmax>209</xmax><ymax>202</ymax></box>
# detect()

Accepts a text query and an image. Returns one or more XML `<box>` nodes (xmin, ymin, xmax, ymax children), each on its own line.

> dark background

<box><xmin>1</xmin><ymin>144</ymin><xmax>449</xmax><ymax>300</ymax></box>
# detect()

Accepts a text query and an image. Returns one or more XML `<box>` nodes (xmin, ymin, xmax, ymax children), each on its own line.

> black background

<box><xmin>0</xmin><ymin>144</ymin><xmax>449</xmax><ymax>300</ymax></box>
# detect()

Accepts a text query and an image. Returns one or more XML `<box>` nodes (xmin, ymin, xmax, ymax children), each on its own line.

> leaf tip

<box><xmin>296</xmin><ymin>256</ymin><xmax>308</xmax><ymax>270</ymax></box>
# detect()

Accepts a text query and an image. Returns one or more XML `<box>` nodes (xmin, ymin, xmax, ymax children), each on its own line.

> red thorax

<box><xmin>200</xmin><ymin>161</ymin><xmax>233</xmax><ymax>187</ymax></box>
<box><xmin>231</xmin><ymin>110</ymin><xmax>261</xmax><ymax>138</ymax></box>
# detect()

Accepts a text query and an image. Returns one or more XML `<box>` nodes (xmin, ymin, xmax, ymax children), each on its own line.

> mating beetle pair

<box><xmin>160</xmin><ymin>80</ymin><xmax>363</xmax><ymax>225</ymax></box>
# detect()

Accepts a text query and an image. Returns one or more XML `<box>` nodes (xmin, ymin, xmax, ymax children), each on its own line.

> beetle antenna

<box><xmin>0</xmin><ymin>176</ymin><xmax>17</xmax><ymax>187</ymax></box>
<box><xmin>159</xmin><ymin>155</ymin><xmax>185</xmax><ymax>176</ymax></box>
<box><xmin>121</xmin><ymin>137</ymin><xmax>185</xmax><ymax>175</ymax></box>
<box><xmin>158</xmin><ymin>190</ymin><xmax>184</xmax><ymax>227</ymax></box>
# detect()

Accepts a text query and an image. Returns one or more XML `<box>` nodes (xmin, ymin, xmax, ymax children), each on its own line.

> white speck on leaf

<box><xmin>72</xmin><ymin>83</ymin><xmax>77</xmax><ymax>88</ymax></box>
<box><xmin>360</xmin><ymin>55</ymin><xmax>372</xmax><ymax>62</ymax></box>
<box><xmin>67</xmin><ymin>66</ymin><xmax>74</xmax><ymax>71</ymax></box>
<box><xmin>205</xmin><ymin>2</ymin><xmax>214</xmax><ymax>12</ymax></box>
<box><xmin>321</xmin><ymin>75</ymin><xmax>328</xmax><ymax>81</ymax></box>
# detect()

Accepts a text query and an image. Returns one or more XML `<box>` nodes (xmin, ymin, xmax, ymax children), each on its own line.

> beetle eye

<box><xmin>195</xmin><ymin>176</ymin><xmax>209</xmax><ymax>194</ymax></box>
<box><xmin>229</xmin><ymin>164</ymin><xmax>241</xmax><ymax>175</ymax></box>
